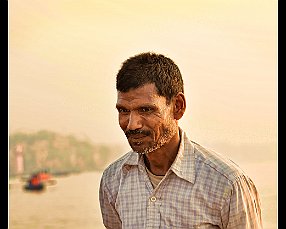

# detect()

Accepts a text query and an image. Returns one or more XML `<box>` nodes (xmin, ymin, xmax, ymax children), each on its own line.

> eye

<box><xmin>139</xmin><ymin>107</ymin><xmax>153</xmax><ymax>113</ymax></box>
<box><xmin>117</xmin><ymin>108</ymin><xmax>130</xmax><ymax>114</ymax></box>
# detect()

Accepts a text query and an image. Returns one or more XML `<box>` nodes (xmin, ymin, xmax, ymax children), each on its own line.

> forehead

<box><xmin>116</xmin><ymin>83</ymin><xmax>166</xmax><ymax>107</ymax></box>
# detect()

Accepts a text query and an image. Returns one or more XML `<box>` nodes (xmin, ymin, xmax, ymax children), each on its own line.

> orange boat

<box><xmin>23</xmin><ymin>170</ymin><xmax>55</xmax><ymax>191</ymax></box>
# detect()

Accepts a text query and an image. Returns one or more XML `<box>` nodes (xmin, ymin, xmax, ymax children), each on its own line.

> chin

<box><xmin>129</xmin><ymin>128</ymin><xmax>177</xmax><ymax>154</ymax></box>
<box><xmin>130</xmin><ymin>144</ymin><xmax>149</xmax><ymax>154</ymax></box>
<box><xmin>131</xmin><ymin>142</ymin><xmax>163</xmax><ymax>155</ymax></box>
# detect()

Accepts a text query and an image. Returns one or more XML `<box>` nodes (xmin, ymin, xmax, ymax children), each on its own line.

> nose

<box><xmin>126</xmin><ymin>111</ymin><xmax>143</xmax><ymax>131</ymax></box>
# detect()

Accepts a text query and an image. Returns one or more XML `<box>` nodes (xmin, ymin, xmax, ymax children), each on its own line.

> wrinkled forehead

<box><xmin>116</xmin><ymin>83</ymin><xmax>168</xmax><ymax>108</ymax></box>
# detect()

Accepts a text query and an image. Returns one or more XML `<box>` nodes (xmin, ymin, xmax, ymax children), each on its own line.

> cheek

<box><xmin>118</xmin><ymin>115</ymin><xmax>128</xmax><ymax>130</ymax></box>
<box><xmin>156</xmin><ymin>116</ymin><xmax>175</xmax><ymax>133</ymax></box>
<box><xmin>150</xmin><ymin>119</ymin><xmax>165</xmax><ymax>135</ymax></box>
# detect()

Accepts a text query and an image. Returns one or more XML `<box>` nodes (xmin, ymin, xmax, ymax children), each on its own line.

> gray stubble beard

<box><xmin>135</xmin><ymin>120</ymin><xmax>178</xmax><ymax>155</ymax></box>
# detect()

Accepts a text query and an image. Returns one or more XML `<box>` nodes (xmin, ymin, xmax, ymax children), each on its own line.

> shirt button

<box><xmin>150</xmin><ymin>196</ymin><xmax>157</xmax><ymax>202</ymax></box>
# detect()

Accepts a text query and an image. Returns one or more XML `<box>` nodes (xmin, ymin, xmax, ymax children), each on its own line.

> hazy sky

<box><xmin>9</xmin><ymin>0</ymin><xmax>277</xmax><ymax>148</ymax></box>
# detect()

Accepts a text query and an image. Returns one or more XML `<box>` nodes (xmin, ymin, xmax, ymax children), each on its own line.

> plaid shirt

<box><xmin>99</xmin><ymin>129</ymin><xmax>263</xmax><ymax>229</ymax></box>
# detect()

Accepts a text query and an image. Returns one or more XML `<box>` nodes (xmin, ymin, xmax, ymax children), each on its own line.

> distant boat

<box><xmin>23</xmin><ymin>170</ymin><xmax>56</xmax><ymax>192</ymax></box>
<box><xmin>24</xmin><ymin>182</ymin><xmax>45</xmax><ymax>191</ymax></box>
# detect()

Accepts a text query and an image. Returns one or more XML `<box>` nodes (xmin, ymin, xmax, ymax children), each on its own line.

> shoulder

<box><xmin>102</xmin><ymin>151</ymin><xmax>132</xmax><ymax>176</ymax></box>
<box><xmin>192</xmin><ymin>141</ymin><xmax>247</xmax><ymax>185</ymax></box>
<box><xmin>100</xmin><ymin>151</ymin><xmax>140</xmax><ymax>201</ymax></box>
<box><xmin>187</xmin><ymin>141</ymin><xmax>262</xmax><ymax>227</ymax></box>
<box><xmin>190</xmin><ymin>141</ymin><xmax>258</xmax><ymax>203</ymax></box>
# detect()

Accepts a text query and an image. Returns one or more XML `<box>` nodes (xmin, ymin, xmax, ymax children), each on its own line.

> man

<box><xmin>99</xmin><ymin>52</ymin><xmax>263</xmax><ymax>228</ymax></box>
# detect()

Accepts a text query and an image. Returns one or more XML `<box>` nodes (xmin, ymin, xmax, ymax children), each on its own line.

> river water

<box><xmin>9</xmin><ymin>161</ymin><xmax>277</xmax><ymax>229</ymax></box>
<box><xmin>9</xmin><ymin>171</ymin><xmax>105</xmax><ymax>229</ymax></box>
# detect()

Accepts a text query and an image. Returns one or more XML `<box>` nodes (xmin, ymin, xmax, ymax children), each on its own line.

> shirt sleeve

<box><xmin>221</xmin><ymin>174</ymin><xmax>263</xmax><ymax>229</ymax></box>
<box><xmin>99</xmin><ymin>175</ymin><xmax>122</xmax><ymax>229</ymax></box>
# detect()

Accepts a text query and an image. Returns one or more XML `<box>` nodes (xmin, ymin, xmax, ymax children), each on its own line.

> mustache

<box><xmin>125</xmin><ymin>129</ymin><xmax>151</xmax><ymax>138</ymax></box>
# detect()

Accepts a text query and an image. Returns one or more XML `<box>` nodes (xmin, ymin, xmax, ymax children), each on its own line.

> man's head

<box><xmin>116</xmin><ymin>52</ymin><xmax>186</xmax><ymax>154</ymax></box>
<box><xmin>116</xmin><ymin>52</ymin><xmax>184</xmax><ymax>104</ymax></box>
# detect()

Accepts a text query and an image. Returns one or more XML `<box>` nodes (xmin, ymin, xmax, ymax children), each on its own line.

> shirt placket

<box><xmin>139</xmin><ymin>163</ymin><xmax>161</xmax><ymax>229</ymax></box>
<box><xmin>146</xmin><ymin>194</ymin><xmax>161</xmax><ymax>229</ymax></box>
<box><xmin>141</xmin><ymin>164</ymin><xmax>173</xmax><ymax>229</ymax></box>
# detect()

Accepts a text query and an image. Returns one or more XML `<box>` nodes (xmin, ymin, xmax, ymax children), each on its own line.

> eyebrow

<box><xmin>115</xmin><ymin>103</ymin><xmax>157</xmax><ymax>110</ymax></box>
<box><xmin>115</xmin><ymin>104</ymin><xmax>126</xmax><ymax>110</ymax></box>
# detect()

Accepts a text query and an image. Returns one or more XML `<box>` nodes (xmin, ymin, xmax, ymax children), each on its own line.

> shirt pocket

<box><xmin>164</xmin><ymin>225</ymin><xmax>220</xmax><ymax>229</ymax></box>
<box><xmin>194</xmin><ymin>224</ymin><xmax>221</xmax><ymax>229</ymax></box>
<box><xmin>163</xmin><ymin>225</ymin><xmax>220</xmax><ymax>229</ymax></box>
<box><xmin>164</xmin><ymin>227</ymin><xmax>196</xmax><ymax>229</ymax></box>
<box><xmin>160</xmin><ymin>223</ymin><xmax>220</xmax><ymax>229</ymax></box>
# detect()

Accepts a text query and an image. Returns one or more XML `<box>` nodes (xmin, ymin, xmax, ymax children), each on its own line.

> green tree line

<box><xmin>9</xmin><ymin>130</ymin><xmax>123</xmax><ymax>177</ymax></box>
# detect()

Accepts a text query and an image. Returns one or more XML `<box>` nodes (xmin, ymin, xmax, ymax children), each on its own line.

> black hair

<box><xmin>116</xmin><ymin>52</ymin><xmax>184</xmax><ymax>103</ymax></box>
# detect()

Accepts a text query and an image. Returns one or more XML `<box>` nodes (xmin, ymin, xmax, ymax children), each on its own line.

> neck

<box><xmin>144</xmin><ymin>129</ymin><xmax>181</xmax><ymax>176</ymax></box>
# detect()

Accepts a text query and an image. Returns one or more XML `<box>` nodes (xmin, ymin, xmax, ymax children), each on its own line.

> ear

<box><xmin>173</xmin><ymin>92</ymin><xmax>186</xmax><ymax>120</ymax></box>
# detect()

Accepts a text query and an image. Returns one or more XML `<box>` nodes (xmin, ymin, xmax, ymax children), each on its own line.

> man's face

<box><xmin>116</xmin><ymin>83</ymin><xmax>178</xmax><ymax>154</ymax></box>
